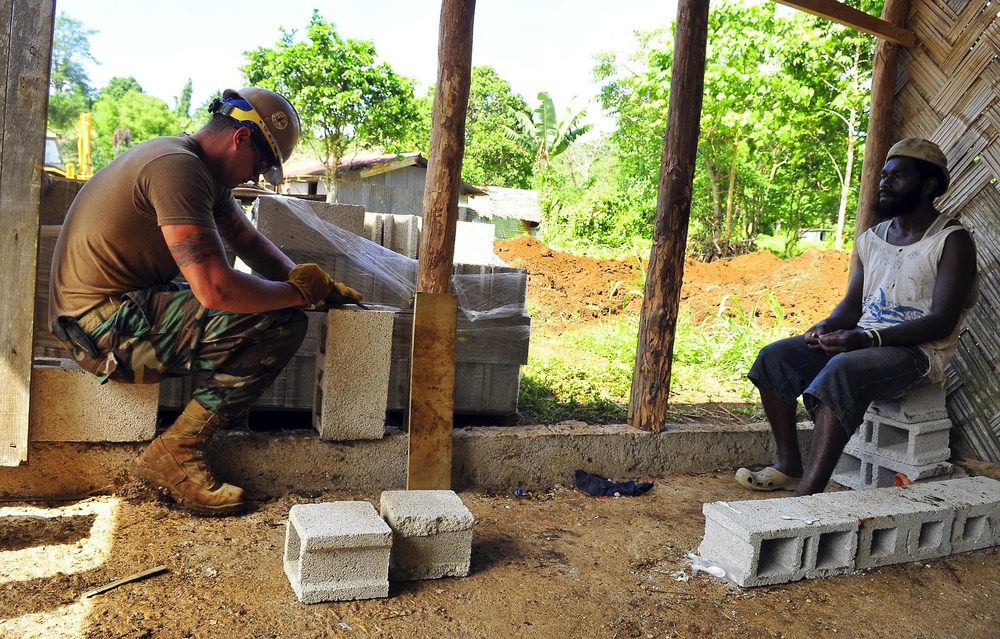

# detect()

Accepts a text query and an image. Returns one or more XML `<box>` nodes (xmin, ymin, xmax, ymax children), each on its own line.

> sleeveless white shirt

<box><xmin>855</xmin><ymin>214</ymin><xmax>978</xmax><ymax>384</ymax></box>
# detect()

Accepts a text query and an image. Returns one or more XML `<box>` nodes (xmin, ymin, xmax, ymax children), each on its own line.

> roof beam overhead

<box><xmin>773</xmin><ymin>0</ymin><xmax>916</xmax><ymax>46</ymax></box>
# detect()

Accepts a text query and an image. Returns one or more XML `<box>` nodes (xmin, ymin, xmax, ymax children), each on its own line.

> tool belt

<box><xmin>51</xmin><ymin>297</ymin><xmax>122</xmax><ymax>359</ymax></box>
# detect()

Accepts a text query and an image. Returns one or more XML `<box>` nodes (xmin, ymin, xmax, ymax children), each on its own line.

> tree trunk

<box><xmin>723</xmin><ymin>136</ymin><xmax>739</xmax><ymax>244</ymax></box>
<box><xmin>834</xmin><ymin>107</ymin><xmax>857</xmax><ymax>250</ymax></box>
<box><xmin>629</xmin><ymin>0</ymin><xmax>710</xmax><ymax>433</ymax></box>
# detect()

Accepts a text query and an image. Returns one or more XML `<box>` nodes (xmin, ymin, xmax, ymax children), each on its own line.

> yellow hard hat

<box><xmin>216</xmin><ymin>88</ymin><xmax>301</xmax><ymax>184</ymax></box>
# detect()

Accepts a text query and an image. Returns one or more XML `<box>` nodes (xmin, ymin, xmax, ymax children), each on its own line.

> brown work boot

<box><xmin>131</xmin><ymin>400</ymin><xmax>245</xmax><ymax>516</ymax></box>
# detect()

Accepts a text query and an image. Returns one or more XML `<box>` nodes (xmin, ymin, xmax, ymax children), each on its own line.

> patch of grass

<box><xmin>518</xmin><ymin>294</ymin><xmax>795</xmax><ymax>424</ymax></box>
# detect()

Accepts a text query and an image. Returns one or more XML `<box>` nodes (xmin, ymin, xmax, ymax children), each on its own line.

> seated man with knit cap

<box><xmin>735</xmin><ymin>138</ymin><xmax>979</xmax><ymax>496</ymax></box>
<box><xmin>48</xmin><ymin>88</ymin><xmax>361</xmax><ymax>516</ymax></box>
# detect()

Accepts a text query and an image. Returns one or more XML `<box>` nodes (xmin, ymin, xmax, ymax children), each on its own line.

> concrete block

<box><xmin>313</xmin><ymin>308</ymin><xmax>393</xmax><ymax>440</ymax></box>
<box><xmin>380</xmin><ymin>490</ymin><xmax>474</xmax><ymax>581</ymax></box>
<box><xmin>283</xmin><ymin>501</ymin><xmax>392</xmax><ymax>604</ymax></box>
<box><xmin>387</xmin><ymin>214</ymin><xmax>420</xmax><ymax>258</ymax></box>
<box><xmin>848</xmin><ymin>414</ymin><xmax>952</xmax><ymax>466</ymax></box>
<box><xmin>29</xmin><ymin>359</ymin><xmax>158</xmax><ymax>442</ymax></box>
<box><xmin>699</xmin><ymin>497</ymin><xmax>858</xmax><ymax>587</ymax></box>
<box><xmin>824</xmin><ymin>488</ymin><xmax>955</xmax><ymax>569</ymax></box>
<box><xmin>903</xmin><ymin>477</ymin><xmax>1000</xmax><ymax>553</ymax></box>
<box><xmin>453</xmin><ymin>220</ymin><xmax>497</xmax><ymax>266</ymax></box>
<box><xmin>834</xmin><ymin>445</ymin><xmax>953</xmax><ymax>489</ymax></box>
<box><xmin>867</xmin><ymin>383</ymin><xmax>949</xmax><ymax>423</ymax></box>
<box><xmin>306</xmin><ymin>200</ymin><xmax>365</xmax><ymax>236</ymax></box>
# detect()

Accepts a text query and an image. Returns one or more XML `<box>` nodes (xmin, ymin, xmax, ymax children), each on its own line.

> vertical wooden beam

<box><xmin>628</xmin><ymin>0</ymin><xmax>710</xmax><ymax>433</ymax></box>
<box><xmin>854</xmin><ymin>0</ymin><xmax>910</xmax><ymax>240</ymax></box>
<box><xmin>0</xmin><ymin>0</ymin><xmax>54</xmax><ymax>466</ymax></box>
<box><xmin>407</xmin><ymin>0</ymin><xmax>475</xmax><ymax>489</ymax></box>
<box><xmin>406</xmin><ymin>292</ymin><xmax>458</xmax><ymax>489</ymax></box>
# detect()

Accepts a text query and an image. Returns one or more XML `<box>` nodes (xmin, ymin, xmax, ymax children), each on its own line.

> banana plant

<box><xmin>504</xmin><ymin>92</ymin><xmax>592</xmax><ymax>172</ymax></box>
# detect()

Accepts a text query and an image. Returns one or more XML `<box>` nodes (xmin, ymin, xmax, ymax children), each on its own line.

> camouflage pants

<box><xmin>66</xmin><ymin>285</ymin><xmax>308</xmax><ymax>420</ymax></box>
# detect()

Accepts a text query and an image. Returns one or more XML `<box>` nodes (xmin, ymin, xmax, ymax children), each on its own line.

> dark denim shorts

<box><xmin>747</xmin><ymin>335</ymin><xmax>930</xmax><ymax>435</ymax></box>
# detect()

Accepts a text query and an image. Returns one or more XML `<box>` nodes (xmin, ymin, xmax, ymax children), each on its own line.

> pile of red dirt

<box><xmin>495</xmin><ymin>236</ymin><xmax>850</xmax><ymax>332</ymax></box>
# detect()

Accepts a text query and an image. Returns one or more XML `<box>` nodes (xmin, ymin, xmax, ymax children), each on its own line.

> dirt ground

<box><xmin>5</xmin><ymin>240</ymin><xmax>999</xmax><ymax>638</ymax></box>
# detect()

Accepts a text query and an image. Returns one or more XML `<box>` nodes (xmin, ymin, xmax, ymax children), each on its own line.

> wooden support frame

<box><xmin>854</xmin><ymin>0</ymin><xmax>911</xmax><ymax>242</ymax></box>
<box><xmin>773</xmin><ymin>0</ymin><xmax>915</xmax><ymax>46</ymax></box>
<box><xmin>406</xmin><ymin>292</ymin><xmax>458</xmax><ymax>489</ymax></box>
<box><xmin>0</xmin><ymin>0</ymin><xmax>54</xmax><ymax>466</ymax></box>
<box><xmin>406</xmin><ymin>0</ymin><xmax>475</xmax><ymax>487</ymax></box>
<box><xmin>628</xmin><ymin>0</ymin><xmax>710</xmax><ymax>432</ymax></box>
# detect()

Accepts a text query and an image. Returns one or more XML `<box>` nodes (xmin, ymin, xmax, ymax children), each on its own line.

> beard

<box><xmin>872</xmin><ymin>188</ymin><xmax>922</xmax><ymax>219</ymax></box>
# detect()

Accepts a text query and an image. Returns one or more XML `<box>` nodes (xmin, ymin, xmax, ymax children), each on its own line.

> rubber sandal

<box><xmin>734</xmin><ymin>466</ymin><xmax>800</xmax><ymax>492</ymax></box>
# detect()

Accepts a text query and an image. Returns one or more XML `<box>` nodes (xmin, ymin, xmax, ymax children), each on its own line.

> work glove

<box><xmin>322</xmin><ymin>280</ymin><xmax>363</xmax><ymax>307</ymax></box>
<box><xmin>287</xmin><ymin>263</ymin><xmax>363</xmax><ymax>308</ymax></box>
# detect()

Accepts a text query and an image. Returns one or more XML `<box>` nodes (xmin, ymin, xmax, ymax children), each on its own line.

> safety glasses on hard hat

<box><xmin>210</xmin><ymin>97</ymin><xmax>283</xmax><ymax>184</ymax></box>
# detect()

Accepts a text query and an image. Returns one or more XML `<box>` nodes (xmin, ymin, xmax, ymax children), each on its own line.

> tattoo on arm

<box><xmin>216</xmin><ymin>208</ymin><xmax>248</xmax><ymax>244</ymax></box>
<box><xmin>169</xmin><ymin>231</ymin><xmax>223</xmax><ymax>267</ymax></box>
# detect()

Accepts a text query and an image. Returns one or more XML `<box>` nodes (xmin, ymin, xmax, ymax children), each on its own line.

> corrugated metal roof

<box><xmin>468</xmin><ymin>186</ymin><xmax>541</xmax><ymax>223</ymax></box>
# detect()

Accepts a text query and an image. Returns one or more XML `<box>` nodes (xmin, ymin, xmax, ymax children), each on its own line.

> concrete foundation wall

<box><xmin>0</xmin><ymin>421</ymin><xmax>811</xmax><ymax>499</ymax></box>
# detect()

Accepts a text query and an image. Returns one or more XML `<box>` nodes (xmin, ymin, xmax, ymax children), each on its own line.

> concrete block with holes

<box><xmin>313</xmin><ymin>308</ymin><xmax>394</xmax><ymax>441</ymax></box>
<box><xmin>833</xmin><ymin>444</ymin><xmax>953</xmax><ymax>489</ymax></box>
<box><xmin>379</xmin><ymin>490</ymin><xmax>474</xmax><ymax>581</ymax></box>
<box><xmin>848</xmin><ymin>414</ymin><xmax>952</xmax><ymax>466</ymax></box>
<box><xmin>29</xmin><ymin>359</ymin><xmax>159</xmax><ymax>442</ymax></box>
<box><xmin>823</xmin><ymin>487</ymin><xmax>955</xmax><ymax>569</ymax></box>
<box><xmin>903</xmin><ymin>477</ymin><xmax>1000</xmax><ymax>553</ymax></box>
<box><xmin>866</xmin><ymin>383</ymin><xmax>949</xmax><ymax>423</ymax></box>
<box><xmin>699</xmin><ymin>497</ymin><xmax>859</xmax><ymax>587</ymax></box>
<box><xmin>283</xmin><ymin>501</ymin><xmax>392</xmax><ymax>604</ymax></box>
<box><xmin>698</xmin><ymin>478</ymin><xmax>1000</xmax><ymax>587</ymax></box>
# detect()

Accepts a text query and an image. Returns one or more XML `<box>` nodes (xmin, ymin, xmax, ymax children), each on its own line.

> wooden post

<box><xmin>628</xmin><ymin>0</ymin><xmax>710</xmax><ymax>433</ymax></box>
<box><xmin>0</xmin><ymin>0</ymin><xmax>54</xmax><ymax>466</ymax></box>
<box><xmin>407</xmin><ymin>0</ymin><xmax>475</xmax><ymax>489</ymax></box>
<box><xmin>854</xmin><ymin>0</ymin><xmax>911</xmax><ymax>240</ymax></box>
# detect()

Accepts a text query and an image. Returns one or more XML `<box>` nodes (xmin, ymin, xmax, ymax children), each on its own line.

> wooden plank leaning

<box><xmin>0</xmin><ymin>0</ymin><xmax>54</xmax><ymax>466</ymax></box>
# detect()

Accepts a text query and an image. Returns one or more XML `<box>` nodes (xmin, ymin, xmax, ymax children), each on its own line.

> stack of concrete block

<box><xmin>365</xmin><ymin>212</ymin><xmax>421</xmax><ymax>259</ymax></box>
<box><xmin>313</xmin><ymin>308</ymin><xmax>394</xmax><ymax>440</ymax></box>
<box><xmin>252</xmin><ymin>196</ymin><xmax>530</xmax><ymax>418</ymax></box>
<box><xmin>29</xmin><ymin>358</ymin><xmax>159</xmax><ymax>442</ymax></box>
<box><xmin>284</xmin><ymin>490</ymin><xmax>475</xmax><ymax>604</ymax></box>
<box><xmin>159</xmin><ymin>310</ymin><xmax>325</xmax><ymax>412</ymax></box>
<box><xmin>284</xmin><ymin>501</ymin><xmax>393</xmax><ymax>604</ymax></box>
<box><xmin>698</xmin><ymin>476</ymin><xmax>1000</xmax><ymax>587</ymax></box>
<box><xmin>379</xmin><ymin>490</ymin><xmax>474</xmax><ymax>581</ymax></box>
<box><xmin>833</xmin><ymin>384</ymin><xmax>954</xmax><ymax>489</ymax></box>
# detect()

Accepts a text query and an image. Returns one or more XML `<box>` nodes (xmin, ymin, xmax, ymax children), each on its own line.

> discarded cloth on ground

<box><xmin>574</xmin><ymin>469</ymin><xmax>653</xmax><ymax>497</ymax></box>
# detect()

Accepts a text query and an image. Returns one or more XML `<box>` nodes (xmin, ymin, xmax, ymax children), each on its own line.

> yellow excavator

<box><xmin>44</xmin><ymin>112</ymin><xmax>93</xmax><ymax>181</ymax></box>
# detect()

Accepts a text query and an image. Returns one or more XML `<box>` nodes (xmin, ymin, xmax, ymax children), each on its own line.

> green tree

<box><xmin>462</xmin><ymin>66</ymin><xmax>534</xmax><ymax>188</ymax></box>
<box><xmin>49</xmin><ymin>12</ymin><xmax>96</xmax><ymax>94</ymax></box>
<box><xmin>593</xmin><ymin>2</ymin><xmax>877</xmax><ymax>259</ymax></box>
<box><xmin>504</xmin><ymin>92</ymin><xmax>592</xmax><ymax>173</ymax></box>
<box><xmin>47</xmin><ymin>12</ymin><xmax>98</xmax><ymax>164</ymax></box>
<box><xmin>90</xmin><ymin>80</ymin><xmax>180</xmax><ymax>168</ymax></box>
<box><xmin>242</xmin><ymin>10</ymin><xmax>418</xmax><ymax>201</ymax></box>
<box><xmin>174</xmin><ymin>78</ymin><xmax>198</xmax><ymax>133</ymax></box>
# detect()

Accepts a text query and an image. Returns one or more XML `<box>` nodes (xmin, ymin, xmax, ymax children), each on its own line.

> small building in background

<box><xmin>465</xmin><ymin>186</ymin><xmax>541</xmax><ymax>239</ymax></box>
<box><xmin>281</xmin><ymin>152</ymin><xmax>484</xmax><ymax>219</ymax></box>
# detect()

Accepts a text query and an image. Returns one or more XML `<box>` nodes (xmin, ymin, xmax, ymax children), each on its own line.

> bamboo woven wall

<box><xmin>894</xmin><ymin>0</ymin><xmax>1000</xmax><ymax>460</ymax></box>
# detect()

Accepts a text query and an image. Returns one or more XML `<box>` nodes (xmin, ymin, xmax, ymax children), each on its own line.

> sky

<box><xmin>53</xmin><ymin>1</ymin><xmax>679</xmax><ymax>132</ymax></box>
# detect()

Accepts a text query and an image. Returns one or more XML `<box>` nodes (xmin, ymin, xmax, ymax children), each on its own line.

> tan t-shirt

<box><xmin>49</xmin><ymin>136</ymin><xmax>243</xmax><ymax>322</ymax></box>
